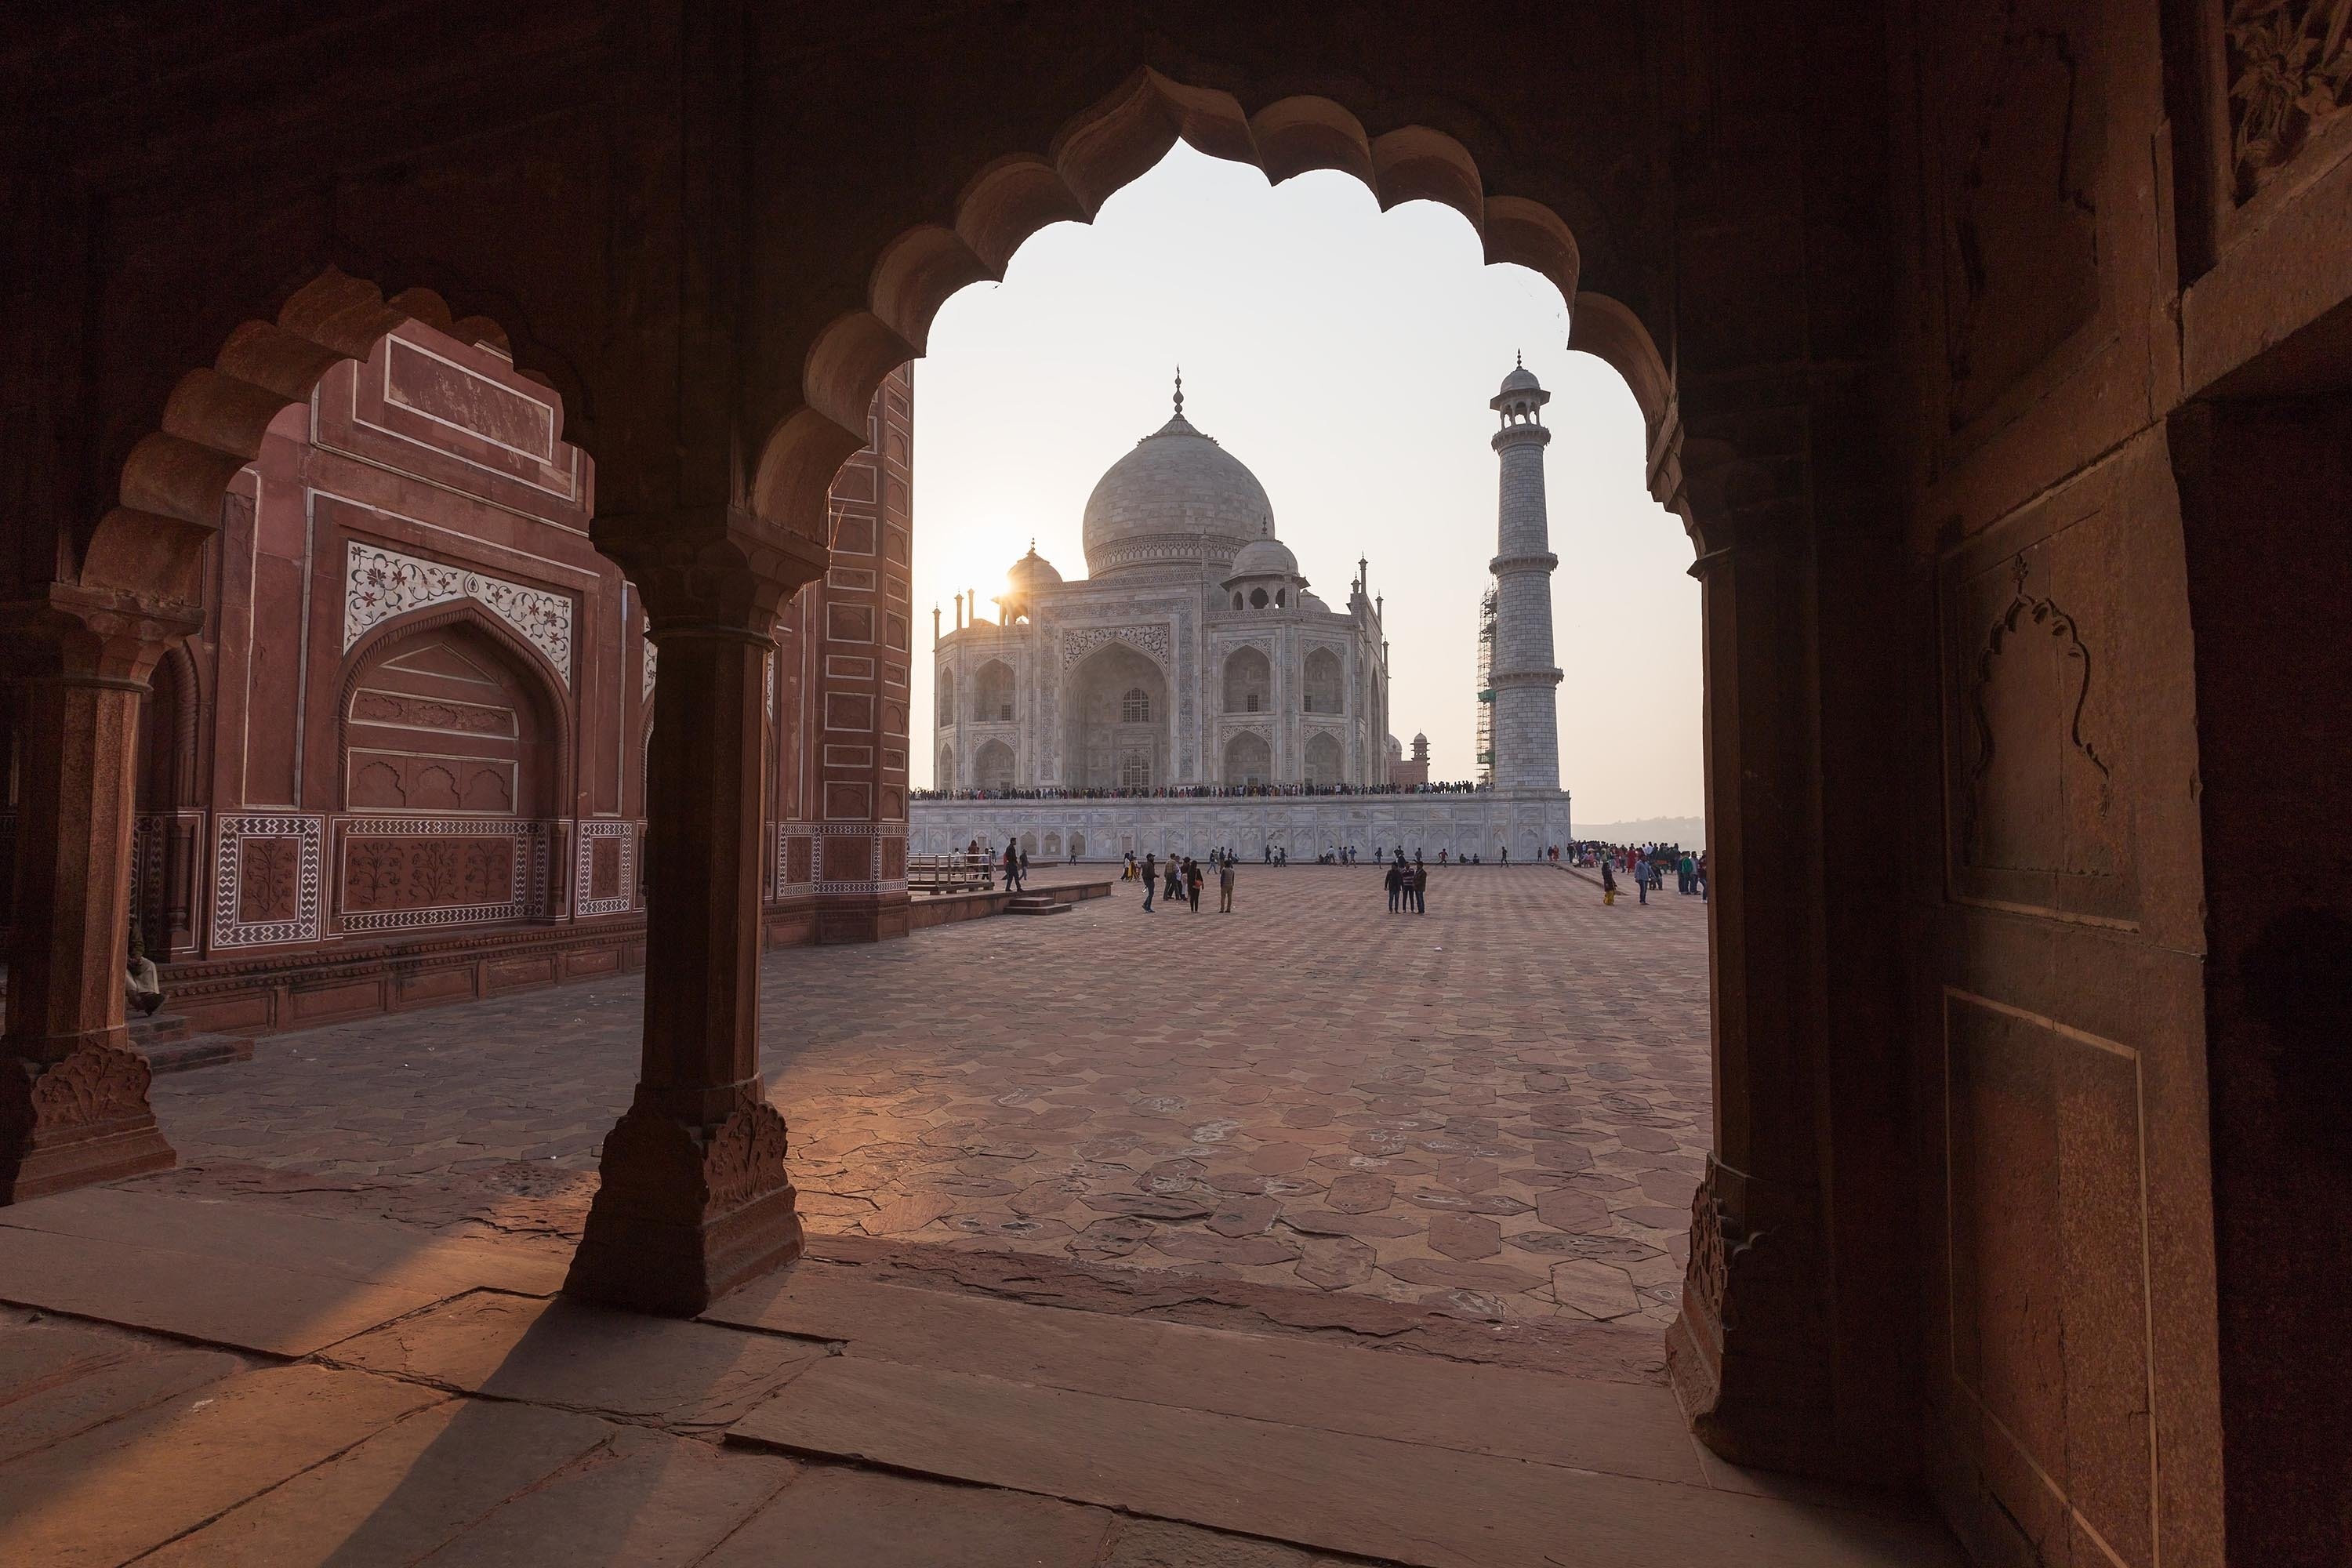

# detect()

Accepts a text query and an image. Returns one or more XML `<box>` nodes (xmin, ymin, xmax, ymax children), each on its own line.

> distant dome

<box><xmin>1083</xmin><ymin>379</ymin><xmax>1275</xmax><ymax>577</ymax></box>
<box><xmin>1499</xmin><ymin>362</ymin><xmax>1541</xmax><ymax>395</ymax></box>
<box><xmin>1298</xmin><ymin>590</ymin><xmax>1330</xmax><ymax>612</ymax></box>
<box><xmin>1386</xmin><ymin>735</ymin><xmax>1404</xmax><ymax>760</ymax></box>
<box><xmin>1007</xmin><ymin>543</ymin><xmax>1062</xmax><ymax>589</ymax></box>
<box><xmin>1226</xmin><ymin>534</ymin><xmax>1298</xmax><ymax>581</ymax></box>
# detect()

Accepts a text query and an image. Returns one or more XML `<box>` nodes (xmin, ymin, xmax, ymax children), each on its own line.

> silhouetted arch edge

<box><xmin>751</xmin><ymin>69</ymin><xmax>1671</xmax><ymax>546</ymax></box>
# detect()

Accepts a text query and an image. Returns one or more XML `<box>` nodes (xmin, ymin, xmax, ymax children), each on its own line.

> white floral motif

<box><xmin>1061</xmin><ymin>623</ymin><xmax>1171</xmax><ymax>669</ymax></box>
<box><xmin>345</xmin><ymin>542</ymin><xmax>574</xmax><ymax>685</ymax></box>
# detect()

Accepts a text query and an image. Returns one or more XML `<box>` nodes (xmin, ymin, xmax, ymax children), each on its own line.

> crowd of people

<box><xmin>913</xmin><ymin>779</ymin><xmax>1487</xmax><ymax>802</ymax></box>
<box><xmin>967</xmin><ymin>833</ymin><xmax>1706</xmax><ymax>916</ymax></box>
<box><xmin>1576</xmin><ymin>841</ymin><xmax>1706</xmax><ymax>905</ymax></box>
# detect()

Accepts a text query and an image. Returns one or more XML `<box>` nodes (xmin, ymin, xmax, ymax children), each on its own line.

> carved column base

<box><xmin>564</xmin><ymin>1094</ymin><xmax>804</xmax><ymax>1316</ymax></box>
<box><xmin>1667</xmin><ymin>1159</ymin><xmax>1842</xmax><ymax>1476</ymax></box>
<box><xmin>0</xmin><ymin>1041</ymin><xmax>176</xmax><ymax>1204</ymax></box>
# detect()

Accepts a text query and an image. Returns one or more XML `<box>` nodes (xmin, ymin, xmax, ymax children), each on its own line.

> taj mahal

<box><xmin>913</xmin><ymin>362</ymin><xmax>1575</xmax><ymax>862</ymax></box>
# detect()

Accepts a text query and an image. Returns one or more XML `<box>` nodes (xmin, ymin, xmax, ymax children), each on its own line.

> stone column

<box><xmin>1665</xmin><ymin>492</ymin><xmax>1843</xmax><ymax>1474</ymax></box>
<box><xmin>0</xmin><ymin>589</ymin><xmax>194</xmax><ymax>1203</ymax></box>
<box><xmin>567</xmin><ymin>509</ymin><xmax>826</xmax><ymax>1315</ymax></box>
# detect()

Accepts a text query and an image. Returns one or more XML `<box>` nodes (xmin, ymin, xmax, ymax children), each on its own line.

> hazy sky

<box><xmin>909</xmin><ymin>143</ymin><xmax>1701</xmax><ymax>824</ymax></box>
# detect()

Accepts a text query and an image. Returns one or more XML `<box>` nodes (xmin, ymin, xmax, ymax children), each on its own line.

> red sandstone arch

<box><xmin>750</xmin><ymin>70</ymin><xmax>1673</xmax><ymax>547</ymax></box>
<box><xmin>87</xmin><ymin>270</ymin><xmax>570</xmax><ymax>612</ymax></box>
<box><xmin>336</xmin><ymin>600</ymin><xmax>575</xmax><ymax>819</ymax></box>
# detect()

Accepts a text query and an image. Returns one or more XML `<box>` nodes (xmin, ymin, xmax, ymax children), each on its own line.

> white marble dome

<box><xmin>1007</xmin><ymin>543</ymin><xmax>1062</xmax><ymax>588</ymax></box>
<box><xmin>1226</xmin><ymin>533</ymin><xmax>1298</xmax><ymax>581</ymax></box>
<box><xmin>1083</xmin><ymin>400</ymin><xmax>1274</xmax><ymax>577</ymax></box>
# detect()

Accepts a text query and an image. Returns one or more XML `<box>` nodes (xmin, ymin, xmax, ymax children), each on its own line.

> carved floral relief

<box><xmin>2228</xmin><ymin>0</ymin><xmax>2352</xmax><ymax>200</ymax></box>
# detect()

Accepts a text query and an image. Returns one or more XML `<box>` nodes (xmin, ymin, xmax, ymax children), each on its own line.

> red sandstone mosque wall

<box><xmin>3</xmin><ymin>328</ymin><xmax>912</xmax><ymax>1037</ymax></box>
<box><xmin>1883</xmin><ymin>3</ymin><xmax>2352</xmax><ymax>1562</ymax></box>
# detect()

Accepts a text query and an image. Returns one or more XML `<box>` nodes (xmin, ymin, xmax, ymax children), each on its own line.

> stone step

<box><xmin>717</xmin><ymin>1267</ymin><xmax>1964</xmax><ymax>1568</ymax></box>
<box><xmin>126</xmin><ymin>1015</ymin><xmax>252</xmax><ymax>1075</ymax></box>
<box><xmin>129</xmin><ymin>1011</ymin><xmax>193</xmax><ymax>1045</ymax></box>
<box><xmin>1003</xmin><ymin>894</ymin><xmax>1070</xmax><ymax>915</ymax></box>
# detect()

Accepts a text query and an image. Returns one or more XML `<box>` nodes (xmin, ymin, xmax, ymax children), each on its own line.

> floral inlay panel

<box><xmin>344</xmin><ymin>541</ymin><xmax>574</xmax><ymax>685</ymax></box>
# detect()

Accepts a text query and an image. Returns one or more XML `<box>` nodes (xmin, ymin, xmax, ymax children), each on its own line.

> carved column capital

<box><xmin>593</xmin><ymin>504</ymin><xmax>828</xmax><ymax>633</ymax></box>
<box><xmin>0</xmin><ymin>583</ymin><xmax>205</xmax><ymax>688</ymax></box>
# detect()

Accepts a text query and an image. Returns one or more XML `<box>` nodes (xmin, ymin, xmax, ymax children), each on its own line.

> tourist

<box><xmin>1385</xmin><ymin>855</ymin><xmax>1404</xmax><ymax>913</ymax></box>
<box><xmin>1163</xmin><ymin>855</ymin><xmax>1183</xmax><ymax>908</ymax></box>
<box><xmin>1218</xmin><ymin>852</ymin><xmax>1236</xmax><ymax>913</ymax></box>
<box><xmin>1601</xmin><ymin>856</ymin><xmax>1617</xmax><ymax>906</ymax></box>
<box><xmin>1123</xmin><ymin>850</ymin><xmax>1138</xmax><ymax>881</ymax></box>
<box><xmin>1412</xmin><ymin>857</ymin><xmax>1428</xmax><ymax>915</ymax></box>
<box><xmin>1002</xmin><ymin>841</ymin><xmax>1023</xmax><ymax>893</ymax></box>
<box><xmin>1501</xmin><ymin>844</ymin><xmax>1510</xmax><ymax>866</ymax></box>
<box><xmin>1141</xmin><ymin>851</ymin><xmax>1156</xmax><ymax>911</ymax></box>
<box><xmin>1184</xmin><ymin>856</ymin><xmax>1203</xmax><ymax>913</ymax></box>
<box><xmin>1636</xmin><ymin>855</ymin><xmax>1650</xmax><ymax>904</ymax></box>
<box><xmin>1019</xmin><ymin>846</ymin><xmax>1031</xmax><ymax>884</ymax></box>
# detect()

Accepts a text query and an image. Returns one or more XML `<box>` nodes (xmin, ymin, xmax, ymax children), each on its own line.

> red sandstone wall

<box><xmin>16</xmin><ymin>327</ymin><xmax>913</xmax><ymax>1036</ymax></box>
<box><xmin>1887</xmin><ymin>5</ymin><xmax>2352</xmax><ymax>1562</ymax></box>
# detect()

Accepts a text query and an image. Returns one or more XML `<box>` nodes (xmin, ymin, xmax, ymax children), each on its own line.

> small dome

<box><xmin>1386</xmin><ymin>735</ymin><xmax>1404</xmax><ymax>760</ymax></box>
<box><xmin>1007</xmin><ymin>543</ymin><xmax>1062</xmax><ymax>588</ymax></box>
<box><xmin>1298</xmin><ymin>590</ymin><xmax>1330</xmax><ymax>612</ymax></box>
<box><xmin>1227</xmin><ymin>535</ymin><xmax>1298</xmax><ymax>580</ymax></box>
<box><xmin>1500</xmin><ymin>362</ymin><xmax>1541</xmax><ymax>395</ymax></box>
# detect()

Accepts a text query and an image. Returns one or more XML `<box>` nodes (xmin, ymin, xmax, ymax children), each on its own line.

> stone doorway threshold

<box><xmin>0</xmin><ymin>1189</ymin><xmax>1962</xmax><ymax>1566</ymax></box>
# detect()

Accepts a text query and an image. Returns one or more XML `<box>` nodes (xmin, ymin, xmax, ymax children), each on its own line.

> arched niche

<box><xmin>973</xmin><ymin>738</ymin><xmax>1014</xmax><ymax>792</ymax></box>
<box><xmin>1224</xmin><ymin>731</ymin><xmax>1272</xmax><ymax>787</ymax></box>
<box><xmin>1304</xmin><ymin>731</ymin><xmax>1343</xmax><ymax>787</ymax></box>
<box><xmin>1063</xmin><ymin>643</ymin><xmax>1167</xmax><ymax>789</ymax></box>
<box><xmin>1302</xmin><ymin>648</ymin><xmax>1342</xmax><ymax>715</ymax></box>
<box><xmin>339</xmin><ymin>608</ymin><xmax>564</xmax><ymax>818</ymax></box>
<box><xmin>936</xmin><ymin>666</ymin><xmax>956</xmax><ymax>728</ymax></box>
<box><xmin>971</xmin><ymin>660</ymin><xmax>1015</xmax><ymax>723</ymax></box>
<box><xmin>938</xmin><ymin>742</ymin><xmax>956</xmax><ymax>788</ymax></box>
<box><xmin>1223</xmin><ymin>647</ymin><xmax>1272</xmax><ymax>714</ymax></box>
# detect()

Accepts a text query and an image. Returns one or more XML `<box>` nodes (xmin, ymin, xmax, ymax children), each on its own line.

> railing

<box><xmin>907</xmin><ymin>852</ymin><xmax>995</xmax><ymax>894</ymax></box>
<box><xmin>912</xmin><ymin>782</ymin><xmax>1490</xmax><ymax>801</ymax></box>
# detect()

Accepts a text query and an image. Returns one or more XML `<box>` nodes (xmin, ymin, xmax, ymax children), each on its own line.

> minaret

<box><xmin>1487</xmin><ymin>355</ymin><xmax>1563</xmax><ymax>791</ymax></box>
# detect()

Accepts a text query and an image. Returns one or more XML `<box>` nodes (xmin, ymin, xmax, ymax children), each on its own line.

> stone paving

<box><xmin>149</xmin><ymin>864</ymin><xmax>1711</xmax><ymax>1327</ymax></box>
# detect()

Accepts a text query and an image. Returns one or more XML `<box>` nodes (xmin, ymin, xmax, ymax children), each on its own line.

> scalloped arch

<box><xmin>88</xmin><ymin>269</ymin><xmax>554</xmax><ymax>608</ymax></box>
<box><xmin>752</xmin><ymin>69</ymin><xmax>1664</xmax><ymax>542</ymax></box>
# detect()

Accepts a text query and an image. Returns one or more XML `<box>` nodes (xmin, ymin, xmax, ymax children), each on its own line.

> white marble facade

<box><xmin>931</xmin><ymin>379</ymin><xmax>1391</xmax><ymax>794</ymax></box>
<box><xmin>910</xmin><ymin>789</ymin><xmax>1573</xmax><ymax>865</ymax></box>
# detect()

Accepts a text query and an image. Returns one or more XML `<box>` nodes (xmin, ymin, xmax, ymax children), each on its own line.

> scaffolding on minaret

<box><xmin>1474</xmin><ymin>579</ymin><xmax>1497</xmax><ymax>784</ymax></box>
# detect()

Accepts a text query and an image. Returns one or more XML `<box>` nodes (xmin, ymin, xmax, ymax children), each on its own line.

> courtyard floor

<box><xmin>0</xmin><ymin>865</ymin><xmax>1972</xmax><ymax>1565</ymax></box>
<box><xmin>148</xmin><ymin>863</ymin><xmax>1714</xmax><ymax>1330</ymax></box>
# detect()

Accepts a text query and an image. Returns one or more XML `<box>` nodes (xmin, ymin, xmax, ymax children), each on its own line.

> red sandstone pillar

<box><xmin>565</xmin><ymin>510</ymin><xmax>825</xmax><ymax>1314</ymax></box>
<box><xmin>0</xmin><ymin>591</ymin><xmax>190</xmax><ymax>1203</ymax></box>
<box><xmin>1665</xmin><ymin>516</ymin><xmax>1841</xmax><ymax>1472</ymax></box>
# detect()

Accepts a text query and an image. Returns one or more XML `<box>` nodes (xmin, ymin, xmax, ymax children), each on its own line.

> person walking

<box><xmin>1637</xmin><ymin>855</ymin><xmax>1650</xmax><ymax>903</ymax></box>
<box><xmin>1601</xmin><ymin>856</ymin><xmax>1618</xmax><ymax>906</ymax></box>
<box><xmin>1164</xmin><ymin>855</ymin><xmax>1183</xmax><ymax>909</ymax></box>
<box><xmin>1141</xmin><ymin>851</ymin><xmax>1156</xmax><ymax>911</ymax></box>
<box><xmin>1500</xmin><ymin>844</ymin><xmax>1510</xmax><ymax>866</ymax></box>
<box><xmin>1019</xmin><ymin>845</ymin><xmax>1031</xmax><ymax>884</ymax></box>
<box><xmin>1218</xmin><ymin>852</ymin><xmax>1236</xmax><ymax>913</ymax></box>
<box><xmin>1184</xmin><ymin>856</ymin><xmax>1203</xmax><ymax>913</ymax></box>
<box><xmin>1002</xmin><ymin>841</ymin><xmax>1023</xmax><ymax>893</ymax></box>
<box><xmin>1412</xmin><ymin>857</ymin><xmax>1428</xmax><ymax>915</ymax></box>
